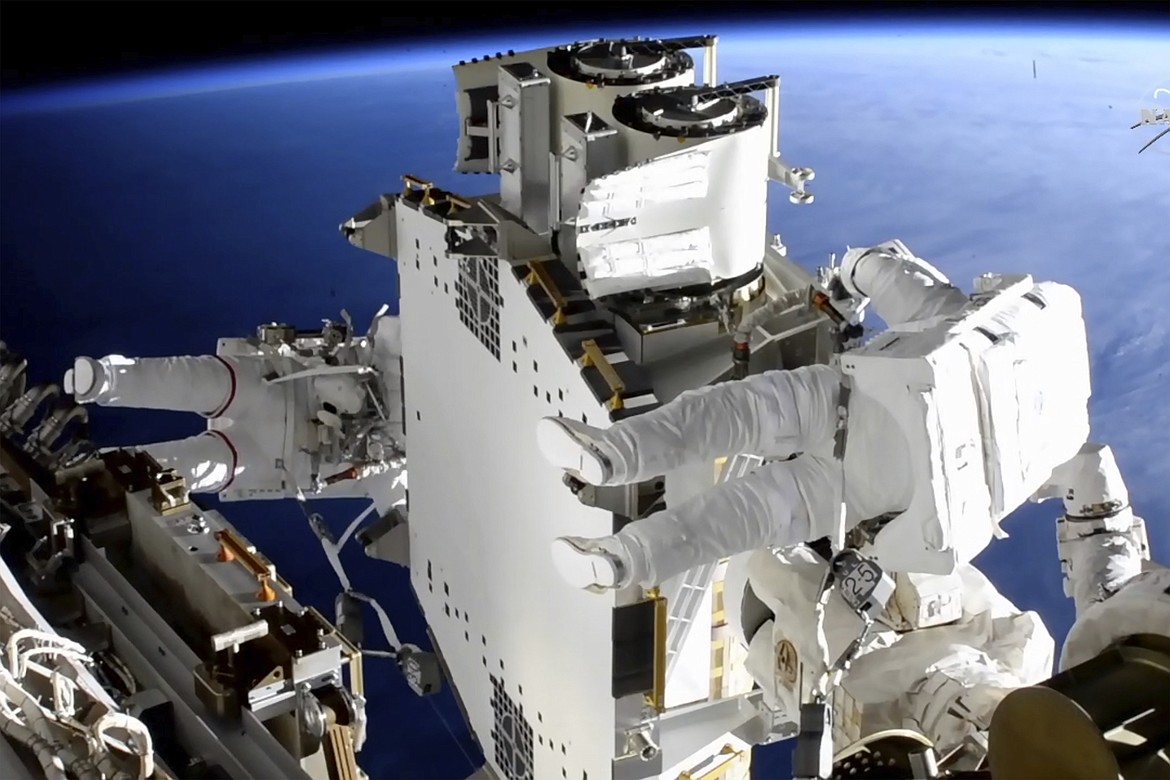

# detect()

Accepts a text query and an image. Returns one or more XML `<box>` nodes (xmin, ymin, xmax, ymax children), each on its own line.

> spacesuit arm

<box><xmin>1033</xmin><ymin>442</ymin><xmax>1150</xmax><ymax>615</ymax></box>
<box><xmin>838</xmin><ymin>240</ymin><xmax>968</xmax><ymax>327</ymax></box>
<box><xmin>910</xmin><ymin>603</ymin><xmax>1053</xmax><ymax>746</ymax></box>
<box><xmin>907</xmin><ymin>650</ymin><xmax>1026</xmax><ymax>756</ymax></box>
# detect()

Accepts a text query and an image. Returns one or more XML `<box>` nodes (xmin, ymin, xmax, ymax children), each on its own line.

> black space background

<box><xmin>2</xmin><ymin>0</ymin><xmax>1165</xmax><ymax>90</ymax></box>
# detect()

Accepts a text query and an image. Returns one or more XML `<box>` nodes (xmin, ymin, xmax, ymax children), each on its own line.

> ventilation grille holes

<box><xmin>456</xmin><ymin>256</ymin><xmax>503</xmax><ymax>360</ymax></box>
<box><xmin>490</xmin><ymin>675</ymin><xmax>534</xmax><ymax>780</ymax></box>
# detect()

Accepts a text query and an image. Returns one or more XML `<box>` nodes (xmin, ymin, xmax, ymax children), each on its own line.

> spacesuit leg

<box><xmin>65</xmin><ymin>355</ymin><xmax>240</xmax><ymax>416</ymax></box>
<box><xmin>141</xmin><ymin>431</ymin><xmax>240</xmax><ymax>493</ymax></box>
<box><xmin>551</xmin><ymin>456</ymin><xmax>841</xmax><ymax>590</ymax></box>
<box><xmin>537</xmin><ymin>363</ymin><xmax>841</xmax><ymax>486</ymax></box>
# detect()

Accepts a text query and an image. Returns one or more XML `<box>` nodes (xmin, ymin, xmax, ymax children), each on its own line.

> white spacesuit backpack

<box><xmin>841</xmin><ymin>273</ymin><xmax>1091</xmax><ymax>574</ymax></box>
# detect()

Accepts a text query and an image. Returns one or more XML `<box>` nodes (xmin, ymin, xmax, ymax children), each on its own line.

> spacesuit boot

<box><xmin>549</xmin><ymin>536</ymin><xmax>634</xmax><ymax>591</ymax></box>
<box><xmin>535</xmin><ymin>417</ymin><xmax>620</xmax><ymax>485</ymax></box>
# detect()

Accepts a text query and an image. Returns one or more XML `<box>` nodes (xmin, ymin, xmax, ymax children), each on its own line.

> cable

<box><xmin>427</xmin><ymin>695</ymin><xmax>479</xmax><ymax>775</ymax></box>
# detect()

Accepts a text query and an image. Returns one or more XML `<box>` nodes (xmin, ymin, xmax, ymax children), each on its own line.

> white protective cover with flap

<box><xmin>841</xmin><ymin>274</ymin><xmax>1091</xmax><ymax>574</ymax></box>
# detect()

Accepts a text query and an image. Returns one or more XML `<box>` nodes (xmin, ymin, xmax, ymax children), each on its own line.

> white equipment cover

<box><xmin>842</xmin><ymin>274</ymin><xmax>1091</xmax><ymax>574</ymax></box>
<box><xmin>575</xmin><ymin>126</ymin><xmax>768</xmax><ymax>297</ymax></box>
<box><xmin>738</xmin><ymin>547</ymin><xmax>1054</xmax><ymax>754</ymax></box>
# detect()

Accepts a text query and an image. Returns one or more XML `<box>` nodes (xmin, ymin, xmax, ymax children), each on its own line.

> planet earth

<box><xmin>1</xmin><ymin>19</ymin><xmax>1166</xmax><ymax>780</ymax></box>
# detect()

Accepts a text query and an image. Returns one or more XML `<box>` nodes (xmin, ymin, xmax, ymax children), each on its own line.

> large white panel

<box><xmin>396</xmin><ymin>205</ymin><xmax>624</xmax><ymax>780</ymax></box>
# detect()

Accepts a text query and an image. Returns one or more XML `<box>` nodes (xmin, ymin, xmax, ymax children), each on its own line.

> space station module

<box><xmin>539</xmin><ymin>240</ymin><xmax>1093</xmax><ymax>590</ymax></box>
<box><xmin>63</xmin><ymin>310</ymin><xmax>407</xmax><ymax>509</ymax></box>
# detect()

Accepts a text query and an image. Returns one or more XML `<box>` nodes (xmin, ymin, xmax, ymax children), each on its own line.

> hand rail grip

<box><xmin>579</xmin><ymin>339</ymin><xmax>625</xmax><ymax>410</ymax></box>
<box><xmin>525</xmin><ymin>262</ymin><xmax>568</xmax><ymax>325</ymax></box>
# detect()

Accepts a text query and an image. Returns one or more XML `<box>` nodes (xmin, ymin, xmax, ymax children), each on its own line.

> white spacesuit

<box><xmin>63</xmin><ymin>310</ymin><xmax>406</xmax><ymax>506</ymax></box>
<box><xmin>725</xmin><ymin>546</ymin><xmax>1055</xmax><ymax>758</ymax></box>
<box><xmin>537</xmin><ymin>241</ymin><xmax>1092</xmax><ymax>590</ymax></box>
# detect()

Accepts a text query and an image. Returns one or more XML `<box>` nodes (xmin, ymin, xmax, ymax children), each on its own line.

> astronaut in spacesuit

<box><xmin>62</xmin><ymin>310</ymin><xmax>406</xmax><ymax>508</ymax></box>
<box><xmin>536</xmin><ymin>241</ymin><xmax>1091</xmax><ymax>591</ymax></box>
<box><xmin>729</xmin><ymin>439</ymin><xmax>1158</xmax><ymax>765</ymax></box>
<box><xmin>727</xmin><ymin>545</ymin><xmax>1056</xmax><ymax>759</ymax></box>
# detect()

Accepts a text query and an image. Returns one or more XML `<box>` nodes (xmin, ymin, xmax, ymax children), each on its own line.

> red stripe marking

<box><xmin>205</xmin><ymin>430</ymin><xmax>239</xmax><ymax>491</ymax></box>
<box><xmin>209</xmin><ymin>356</ymin><xmax>237</xmax><ymax>419</ymax></box>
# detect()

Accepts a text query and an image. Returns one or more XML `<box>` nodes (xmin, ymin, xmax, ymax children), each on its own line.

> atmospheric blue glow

<box><xmin>1</xmin><ymin>20</ymin><xmax>1162</xmax><ymax>116</ymax></box>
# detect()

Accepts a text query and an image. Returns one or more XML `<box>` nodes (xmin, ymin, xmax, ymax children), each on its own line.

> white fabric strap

<box><xmin>295</xmin><ymin>491</ymin><xmax>401</xmax><ymax>655</ymax></box>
